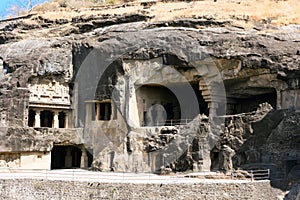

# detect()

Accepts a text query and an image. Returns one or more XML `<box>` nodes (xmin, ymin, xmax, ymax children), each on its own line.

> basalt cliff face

<box><xmin>0</xmin><ymin>4</ymin><xmax>299</xmax><ymax>191</ymax></box>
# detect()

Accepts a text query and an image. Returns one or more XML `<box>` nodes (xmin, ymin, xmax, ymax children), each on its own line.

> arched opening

<box><xmin>136</xmin><ymin>85</ymin><xmax>181</xmax><ymax>126</ymax></box>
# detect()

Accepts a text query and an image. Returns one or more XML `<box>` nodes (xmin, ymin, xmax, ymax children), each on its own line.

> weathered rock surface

<box><xmin>284</xmin><ymin>181</ymin><xmax>300</xmax><ymax>200</ymax></box>
<box><xmin>0</xmin><ymin>7</ymin><xmax>299</xmax><ymax>192</ymax></box>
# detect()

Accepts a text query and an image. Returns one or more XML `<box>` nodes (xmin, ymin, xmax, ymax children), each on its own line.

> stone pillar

<box><xmin>65</xmin><ymin>147</ymin><xmax>72</xmax><ymax>168</ymax></box>
<box><xmin>64</xmin><ymin>112</ymin><xmax>69</xmax><ymax>128</ymax></box>
<box><xmin>80</xmin><ymin>147</ymin><xmax>88</xmax><ymax>168</ymax></box>
<box><xmin>208</xmin><ymin>102</ymin><xmax>217</xmax><ymax>117</ymax></box>
<box><xmin>53</xmin><ymin>111</ymin><xmax>59</xmax><ymax>128</ymax></box>
<box><xmin>85</xmin><ymin>103</ymin><xmax>92</xmax><ymax>123</ymax></box>
<box><xmin>34</xmin><ymin>110</ymin><xmax>41</xmax><ymax>128</ymax></box>
<box><xmin>95</xmin><ymin>103</ymin><xmax>100</xmax><ymax>121</ymax></box>
<box><xmin>111</xmin><ymin>102</ymin><xmax>115</xmax><ymax>120</ymax></box>
<box><xmin>276</xmin><ymin>89</ymin><xmax>282</xmax><ymax>110</ymax></box>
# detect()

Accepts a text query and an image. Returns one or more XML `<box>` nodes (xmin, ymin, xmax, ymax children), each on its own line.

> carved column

<box><xmin>64</xmin><ymin>112</ymin><xmax>69</xmax><ymax>128</ymax></box>
<box><xmin>53</xmin><ymin>111</ymin><xmax>59</xmax><ymax>128</ymax></box>
<box><xmin>276</xmin><ymin>89</ymin><xmax>282</xmax><ymax>110</ymax></box>
<box><xmin>34</xmin><ymin>110</ymin><xmax>41</xmax><ymax>128</ymax></box>
<box><xmin>85</xmin><ymin>103</ymin><xmax>92</xmax><ymax>123</ymax></box>
<box><xmin>65</xmin><ymin>147</ymin><xmax>72</xmax><ymax>168</ymax></box>
<box><xmin>80</xmin><ymin>147</ymin><xmax>88</xmax><ymax>168</ymax></box>
<box><xmin>208</xmin><ymin>102</ymin><xmax>217</xmax><ymax>117</ymax></box>
<box><xmin>95</xmin><ymin>103</ymin><xmax>100</xmax><ymax>121</ymax></box>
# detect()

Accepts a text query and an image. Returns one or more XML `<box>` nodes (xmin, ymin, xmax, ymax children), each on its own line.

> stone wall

<box><xmin>0</xmin><ymin>179</ymin><xmax>282</xmax><ymax>200</ymax></box>
<box><xmin>0</xmin><ymin>152</ymin><xmax>51</xmax><ymax>170</ymax></box>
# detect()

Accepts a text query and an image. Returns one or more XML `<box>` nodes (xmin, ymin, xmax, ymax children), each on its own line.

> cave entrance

<box><xmin>226</xmin><ymin>88</ymin><xmax>277</xmax><ymax>114</ymax></box>
<box><xmin>51</xmin><ymin>145</ymin><xmax>92</xmax><ymax>169</ymax></box>
<box><xmin>136</xmin><ymin>83</ymin><xmax>208</xmax><ymax>126</ymax></box>
<box><xmin>136</xmin><ymin>85</ymin><xmax>181</xmax><ymax>126</ymax></box>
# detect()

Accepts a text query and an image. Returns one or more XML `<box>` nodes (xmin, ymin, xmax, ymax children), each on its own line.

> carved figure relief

<box><xmin>28</xmin><ymin>78</ymin><xmax>70</xmax><ymax>105</ymax></box>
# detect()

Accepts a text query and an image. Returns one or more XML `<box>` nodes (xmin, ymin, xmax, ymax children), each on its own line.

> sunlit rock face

<box><xmin>0</xmin><ymin>12</ymin><xmax>299</xmax><ymax>181</ymax></box>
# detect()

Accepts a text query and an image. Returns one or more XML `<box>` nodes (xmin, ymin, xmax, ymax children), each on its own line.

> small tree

<box><xmin>7</xmin><ymin>0</ymin><xmax>43</xmax><ymax>17</ymax></box>
<box><xmin>7</xmin><ymin>4</ymin><xmax>24</xmax><ymax>18</ymax></box>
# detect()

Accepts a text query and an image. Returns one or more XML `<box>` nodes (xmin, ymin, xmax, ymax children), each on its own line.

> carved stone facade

<box><xmin>27</xmin><ymin>77</ymin><xmax>71</xmax><ymax>129</ymax></box>
<box><xmin>28</xmin><ymin>78</ymin><xmax>70</xmax><ymax>105</ymax></box>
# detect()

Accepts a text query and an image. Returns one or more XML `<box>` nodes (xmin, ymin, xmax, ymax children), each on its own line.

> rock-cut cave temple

<box><xmin>0</xmin><ymin>28</ymin><xmax>299</xmax><ymax>181</ymax></box>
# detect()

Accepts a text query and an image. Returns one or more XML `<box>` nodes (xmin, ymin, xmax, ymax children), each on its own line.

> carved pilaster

<box><xmin>34</xmin><ymin>110</ymin><xmax>41</xmax><ymax>128</ymax></box>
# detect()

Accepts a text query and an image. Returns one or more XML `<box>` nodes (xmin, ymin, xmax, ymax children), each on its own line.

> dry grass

<box><xmin>149</xmin><ymin>0</ymin><xmax>299</xmax><ymax>25</ymax></box>
<box><xmin>31</xmin><ymin>0</ymin><xmax>299</xmax><ymax>27</ymax></box>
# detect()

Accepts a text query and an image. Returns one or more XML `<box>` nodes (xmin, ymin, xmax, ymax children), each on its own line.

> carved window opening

<box><xmin>96</xmin><ymin>102</ymin><xmax>112</xmax><ymax>121</ymax></box>
<box><xmin>58</xmin><ymin>111</ymin><xmax>66</xmax><ymax>128</ymax></box>
<box><xmin>28</xmin><ymin>108</ymin><xmax>69</xmax><ymax>128</ymax></box>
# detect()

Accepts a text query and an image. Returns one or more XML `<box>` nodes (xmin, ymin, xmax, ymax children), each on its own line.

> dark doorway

<box><xmin>28</xmin><ymin>109</ymin><xmax>35</xmax><ymax>127</ymax></box>
<box><xmin>51</xmin><ymin>146</ymin><xmax>66</xmax><ymax>169</ymax></box>
<box><xmin>41</xmin><ymin>110</ymin><xmax>53</xmax><ymax>128</ymax></box>
<box><xmin>51</xmin><ymin>145</ymin><xmax>83</xmax><ymax>169</ymax></box>
<box><xmin>226</xmin><ymin>88</ymin><xmax>277</xmax><ymax>115</ymax></box>
<box><xmin>235</xmin><ymin>92</ymin><xmax>277</xmax><ymax>114</ymax></box>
